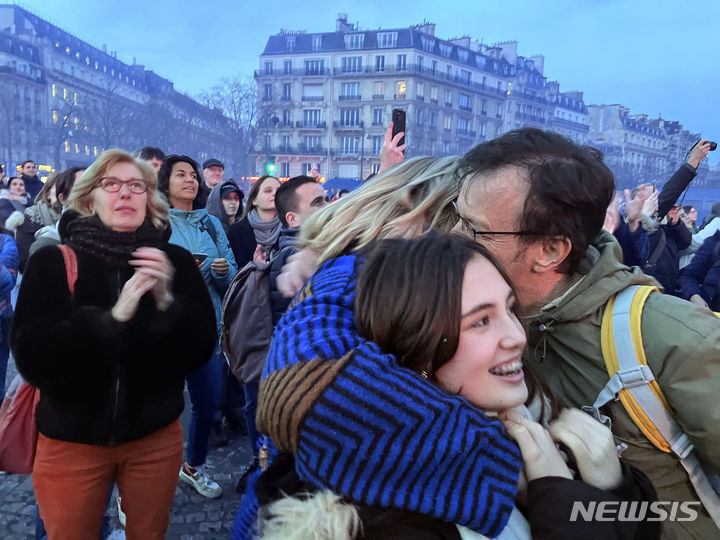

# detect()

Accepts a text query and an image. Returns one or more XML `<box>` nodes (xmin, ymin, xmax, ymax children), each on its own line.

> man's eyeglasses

<box><xmin>451</xmin><ymin>201</ymin><xmax>543</xmax><ymax>240</ymax></box>
<box><xmin>97</xmin><ymin>177</ymin><xmax>148</xmax><ymax>194</ymax></box>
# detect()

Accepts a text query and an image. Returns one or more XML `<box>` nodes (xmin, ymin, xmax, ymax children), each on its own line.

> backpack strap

<box><xmin>594</xmin><ymin>284</ymin><xmax>720</xmax><ymax>525</ymax></box>
<box><xmin>57</xmin><ymin>244</ymin><xmax>78</xmax><ymax>296</ymax></box>
<box><xmin>645</xmin><ymin>228</ymin><xmax>666</xmax><ymax>270</ymax></box>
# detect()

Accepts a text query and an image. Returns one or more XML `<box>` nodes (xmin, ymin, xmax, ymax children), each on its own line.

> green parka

<box><xmin>524</xmin><ymin>231</ymin><xmax>720</xmax><ymax>540</ymax></box>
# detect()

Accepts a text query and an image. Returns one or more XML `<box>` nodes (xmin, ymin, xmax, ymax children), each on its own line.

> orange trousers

<box><xmin>33</xmin><ymin>419</ymin><xmax>183</xmax><ymax>540</ymax></box>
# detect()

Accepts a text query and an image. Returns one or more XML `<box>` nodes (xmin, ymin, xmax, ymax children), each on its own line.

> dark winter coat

<box><xmin>227</xmin><ymin>216</ymin><xmax>280</xmax><ymax>269</ymax></box>
<box><xmin>680</xmin><ymin>230</ymin><xmax>720</xmax><ymax>309</ymax></box>
<box><xmin>21</xmin><ymin>173</ymin><xmax>44</xmax><ymax>203</ymax></box>
<box><xmin>643</xmin><ymin>220</ymin><xmax>692</xmax><ymax>295</ymax></box>
<box><xmin>12</xmin><ymin>238</ymin><xmax>217</xmax><ymax>446</ymax></box>
<box><xmin>269</xmin><ymin>227</ymin><xmax>300</xmax><ymax>325</ymax></box>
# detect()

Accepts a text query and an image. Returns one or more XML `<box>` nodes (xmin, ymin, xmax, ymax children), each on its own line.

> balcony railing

<box><xmin>372</xmin><ymin>94</ymin><xmax>384</xmax><ymax>100</ymax></box>
<box><xmin>514</xmin><ymin>111</ymin><xmax>546</xmax><ymax>124</ymax></box>
<box><xmin>254</xmin><ymin>68</ymin><xmax>330</xmax><ymax>77</ymax></box>
<box><xmin>394</xmin><ymin>94</ymin><xmax>407</xmax><ymax>100</ymax></box>
<box><xmin>456</xmin><ymin>129</ymin><xmax>477</xmax><ymax>138</ymax></box>
<box><xmin>416</xmin><ymin>95</ymin><xmax>425</xmax><ymax>101</ymax></box>
<box><xmin>281</xmin><ymin>96</ymin><xmax>291</xmax><ymax>101</ymax></box>
<box><xmin>338</xmin><ymin>95</ymin><xmax>362</xmax><ymax>101</ymax></box>
<box><xmin>459</xmin><ymin>105</ymin><xmax>472</xmax><ymax>112</ymax></box>
<box><xmin>333</xmin><ymin>121</ymin><xmax>363</xmax><ymax>129</ymax></box>
<box><xmin>301</xmin><ymin>96</ymin><xmax>323</xmax><ymax>101</ymax></box>
<box><xmin>295</xmin><ymin>121</ymin><xmax>327</xmax><ymax>129</ymax></box>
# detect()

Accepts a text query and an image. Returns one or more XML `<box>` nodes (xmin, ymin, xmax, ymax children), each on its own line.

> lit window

<box><xmin>74</xmin><ymin>117</ymin><xmax>79</xmax><ymax>127</ymax></box>
<box><xmin>73</xmin><ymin>93</ymin><xmax>78</xmax><ymax>105</ymax></box>
<box><xmin>52</xmin><ymin>110</ymin><xmax>58</xmax><ymax>124</ymax></box>
<box><xmin>75</xmin><ymin>52</ymin><xmax>80</xmax><ymax>59</ymax></box>
<box><xmin>75</xmin><ymin>143</ymin><xmax>80</xmax><ymax>154</ymax></box>
<box><xmin>85</xmin><ymin>145</ymin><xmax>90</xmax><ymax>156</ymax></box>
<box><xmin>65</xmin><ymin>47</ymin><xmax>70</xmax><ymax>54</ymax></box>
<box><xmin>93</xmin><ymin>146</ymin><xmax>98</xmax><ymax>156</ymax></box>
<box><xmin>51</xmin><ymin>84</ymin><xmax>57</xmax><ymax>97</ymax></box>
<box><xmin>63</xmin><ymin>88</ymin><xmax>68</xmax><ymax>100</ymax></box>
<box><xmin>396</xmin><ymin>81</ymin><xmax>406</xmax><ymax>98</ymax></box>
<box><xmin>64</xmin><ymin>141</ymin><xmax>70</xmax><ymax>152</ymax></box>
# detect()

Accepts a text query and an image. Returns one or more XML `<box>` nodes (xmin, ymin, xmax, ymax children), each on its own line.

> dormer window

<box><xmin>345</xmin><ymin>33</ymin><xmax>365</xmax><ymax>49</ymax></box>
<box><xmin>377</xmin><ymin>32</ymin><xmax>398</xmax><ymax>48</ymax></box>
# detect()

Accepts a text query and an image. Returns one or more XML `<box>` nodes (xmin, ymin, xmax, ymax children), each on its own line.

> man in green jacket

<box><xmin>453</xmin><ymin>128</ymin><xmax>719</xmax><ymax>539</ymax></box>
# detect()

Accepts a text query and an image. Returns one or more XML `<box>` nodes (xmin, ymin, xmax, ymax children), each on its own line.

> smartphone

<box><xmin>192</xmin><ymin>253</ymin><xmax>208</xmax><ymax>263</ymax></box>
<box><xmin>391</xmin><ymin>109</ymin><xmax>406</xmax><ymax>150</ymax></box>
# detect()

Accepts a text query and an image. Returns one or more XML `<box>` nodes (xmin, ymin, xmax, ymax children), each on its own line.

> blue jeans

<box><xmin>243</xmin><ymin>382</ymin><xmax>260</xmax><ymax>456</ymax></box>
<box><xmin>185</xmin><ymin>344</ymin><xmax>224</xmax><ymax>467</ymax></box>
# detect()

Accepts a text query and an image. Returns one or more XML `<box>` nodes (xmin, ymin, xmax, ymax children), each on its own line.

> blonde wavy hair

<box><xmin>66</xmin><ymin>149</ymin><xmax>170</xmax><ymax>230</ymax></box>
<box><xmin>300</xmin><ymin>156</ymin><xmax>461</xmax><ymax>264</ymax></box>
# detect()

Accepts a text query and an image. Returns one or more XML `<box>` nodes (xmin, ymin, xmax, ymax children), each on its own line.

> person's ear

<box><xmin>532</xmin><ymin>236</ymin><xmax>572</xmax><ymax>273</ymax></box>
<box><xmin>286</xmin><ymin>211</ymin><xmax>300</xmax><ymax>228</ymax></box>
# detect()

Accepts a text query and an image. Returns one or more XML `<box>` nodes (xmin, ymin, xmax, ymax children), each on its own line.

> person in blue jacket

<box><xmin>158</xmin><ymin>154</ymin><xmax>238</xmax><ymax>499</ymax></box>
<box><xmin>0</xmin><ymin>226</ymin><xmax>18</xmax><ymax>401</ymax></box>
<box><xmin>680</xmin><ymin>229</ymin><xmax>720</xmax><ymax>310</ymax></box>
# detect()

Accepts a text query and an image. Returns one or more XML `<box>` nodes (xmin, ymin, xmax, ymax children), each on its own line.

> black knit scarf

<box><xmin>59</xmin><ymin>210</ymin><xmax>169</xmax><ymax>268</ymax></box>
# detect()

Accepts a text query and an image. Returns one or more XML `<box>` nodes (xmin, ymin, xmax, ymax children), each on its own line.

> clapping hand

<box><xmin>129</xmin><ymin>247</ymin><xmax>175</xmax><ymax>312</ymax></box>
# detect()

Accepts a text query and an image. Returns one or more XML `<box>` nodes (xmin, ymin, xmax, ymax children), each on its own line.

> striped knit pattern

<box><xmin>259</xmin><ymin>255</ymin><xmax>523</xmax><ymax>536</ymax></box>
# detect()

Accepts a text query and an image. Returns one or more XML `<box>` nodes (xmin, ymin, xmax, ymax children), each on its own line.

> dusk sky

<box><xmin>18</xmin><ymin>0</ymin><xmax>720</xmax><ymax>165</ymax></box>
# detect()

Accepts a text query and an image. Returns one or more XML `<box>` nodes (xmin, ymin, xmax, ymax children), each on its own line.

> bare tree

<box><xmin>197</xmin><ymin>76</ymin><xmax>258</xmax><ymax>176</ymax></box>
<box><xmin>89</xmin><ymin>80</ymin><xmax>141</xmax><ymax>150</ymax></box>
<box><xmin>42</xmin><ymin>98</ymin><xmax>79</xmax><ymax>169</ymax></box>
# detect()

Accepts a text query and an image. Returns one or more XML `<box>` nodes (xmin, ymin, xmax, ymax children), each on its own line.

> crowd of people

<box><xmin>0</xmin><ymin>126</ymin><xmax>718</xmax><ymax>540</ymax></box>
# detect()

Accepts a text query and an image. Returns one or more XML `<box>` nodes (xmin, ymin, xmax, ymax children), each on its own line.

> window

<box><xmin>340</xmin><ymin>108</ymin><xmax>360</xmax><ymax>126</ymax></box>
<box><xmin>312</xmin><ymin>35</ymin><xmax>322</xmax><ymax>51</ymax></box>
<box><xmin>430</xmin><ymin>86</ymin><xmax>438</xmax><ymax>103</ymax></box>
<box><xmin>304</xmin><ymin>136</ymin><xmax>321</xmax><ymax>150</ymax></box>
<box><xmin>417</xmin><ymin>56</ymin><xmax>424</xmax><ymax>71</ymax></box>
<box><xmin>372</xmin><ymin>136</ymin><xmax>383</xmax><ymax>154</ymax></box>
<box><xmin>340</xmin><ymin>82</ymin><xmax>360</xmax><ymax>99</ymax></box>
<box><xmin>372</xmin><ymin>107</ymin><xmax>383</xmax><ymax>125</ymax></box>
<box><xmin>302</xmin><ymin>84</ymin><xmax>323</xmax><ymax>100</ymax></box>
<box><xmin>304</xmin><ymin>109</ymin><xmax>321</xmax><ymax>126</ymax></box>
<box><xmin>305</xmin><ymin>60</ymin><xmax>324</xmax><ymax>75</ymax></box>
<box><xmin>446</xmin><ymin>65</ymin><xmax>452</xmax><ymax>79</ymax></box>
<box><xmin>52</xmin><ymin>110</ymin><xmax>58</xmax><ymax>124</ymax></box>
<box><xmin>344</xmin><ymin>34</ymin><xmax>365</xmax><ymax>49</ymax></box>
<box><xmin>341</xmin><ymin>136</ymin><xmax>359</xmax><ymax>154</ymax></box>
<box><xmin>429</xmin><ymin>111</ymin><xmax>437</xmax><ymax>127</ymax></box>
<box><xmin>284</xmin><ymin>60</ymin><xmax>292</xmax><ymax>74</ymax></box>
<box><xmin>444</xmin><ymin>114</ymin><xmax>452</xmax><ymax>129</ymax></box>
<box><xmin>64</xmin><ymin>141</ymin><xmax>70</xmax><ymax>153</ymax></box>
<box><xmin>264</xmin><ymin>84</ymin><xmax>272</xmax><ymax>100</ymax></box>
<box><xmin>421</xmin><ymin>36</ymin><xmax>434</xmax><ymax>52</ymax></box>
<box><xmin>481</xmin><ymin>99</ymin><xmax>487</xmax><ymax>114</ymax></box>
<box><xmin>341</xmin><ymin>56</ymin><xmax>363</xmax><ymax>73</ymax></box>
<box><xmin>431</xmin><ymin>60</ymin><xmax>437</xmax><ymax>74</ymax></box>
<box><xmin>416</xmin><ymin>82</ymin><xmax>424</xmax><ymax>99</ymax></box>
<box><xmin>282</xmin><ymin>83</ymin><xmax>291</xmax><ymax>100</ymax></box>
<box><xmin>374</xmin><ymin>81</ymin><xmax>384</xmax><ymax>98</ymax></box>
<box><xmin>480</xmin><ymin>122</ymin><xmax>487</xmax><ymax>136</ymax></box>
<box><xmin>458</xmin><ymin>118</ymin><xmax>468</xmax><ymax>132</ymax></box>
<box><xmin>395</xmin><ymin>81</ymin><xmax>406</xmax><ymax>99</ymax></box>
<box><xmin>458</xmin><ymin>50</ymin><xmax>468</xmax><ymax>63</ymax></box>
<box><xmin>444</xmin><ymin>89</ymin><xmax>452</xmax><ymax>106</ymax></box>
<box><xmin>265</xmin><ymin>61</ymin><xmax>273</xmax><ymax>75</ymax></box>
<box><xmin>63</xmin><ymin>87</ymin><xmax>68</xmax><ymax>100</ymax></box>
<box><xmin>286</xmin><ymin>37</ymin><xmax>296</xmax><ymax>52</ymax></box>
<box><xmin>459</xmin><ymin>94</ymin><xmax>470</xmax><ymax>110</ymax></box>
<box><xmin>377</xmin><ymin>32</ymin><xmax>398</xmax><ymax>48</ymax></box>
<box><xmin>281</xmin><ymin>162</ymin><xmax>290</xmax><ymax>177</ymax></box>
<box><xmin>459</xmin><ymin>69</ymin><xmax>470</xmax><ymax>84</ymax></box>
<box><xmin>302</xmin><ymin>162</ymin><xmax>313</xmax><ymax>174</ymax></box>
<box><xmin>416</xmin><ymin>108</ymin><xmax>424</xmax><ymax>125</ymax></box>
<box><xmin>281</xmin><ymin>135</ymin><xmax>291</xmax><ymax>150</ymax></box>
<box><xmin>371</xmin><ymin>163</ymin><xmax>381</xmax><ymax>175</ymax></box>
<box><xmin>439</xmin><ymin>43</ymin><xmax>452</xmax><ymax>58</ymax></box>
<box><xmin>51</xmin><ymin>83</ymin><xmax>57</xmax><ymax>97</ymax></box>
<box><xmin>397</xmin><ymin>54</ymin><xmax>407</xmax><ymax>72</ymax></box>
<box><xmin>282</xmin><ymin>109</ymin><xmax>291</xmax><ymax>125</ymax></box>
<box><xmin>375</xmin><ymin>55</ymin><xmax>385</xmax><ymax>73</ymax></box>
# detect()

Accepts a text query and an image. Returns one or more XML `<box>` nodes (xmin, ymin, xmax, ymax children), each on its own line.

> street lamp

<box><xmin>359</xmin><ymin>123</ymin><xmax>373</xmax><ymax>180</ymax></box>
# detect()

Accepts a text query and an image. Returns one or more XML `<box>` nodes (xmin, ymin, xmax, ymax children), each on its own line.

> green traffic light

<box><xmin>266</xmin><ymin>163</ymin><xmax>276</xmax><ymax>174</ymax></box>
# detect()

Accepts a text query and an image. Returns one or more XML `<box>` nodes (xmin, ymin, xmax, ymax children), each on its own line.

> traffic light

<box><xmin>265</xmin><ymin>156</ymin><xmax>276</xmax><ymax>175</ymax></box>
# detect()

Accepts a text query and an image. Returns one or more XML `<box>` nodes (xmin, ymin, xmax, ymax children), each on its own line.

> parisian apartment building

<box><xmin>0</xmin><ymin>4</ymin><xmax>230</xmax><ymax>175</ymax></box>
<box><xmin>254</xmin><ymin>13</ymin><xmax>706</xmax><ymax>187</ymax></box>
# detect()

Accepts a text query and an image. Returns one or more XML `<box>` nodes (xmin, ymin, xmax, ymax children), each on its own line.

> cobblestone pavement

<box><xmin>0</xmin><ymin>357</ymin><xmax>255</xmax><ymax>539</ymax></box>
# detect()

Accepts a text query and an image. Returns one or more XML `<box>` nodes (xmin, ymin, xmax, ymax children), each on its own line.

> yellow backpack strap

<box><xmin>595</xmin><ymin>285</ymin><xmax>720</xmax><ymax>525</ymax></box>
